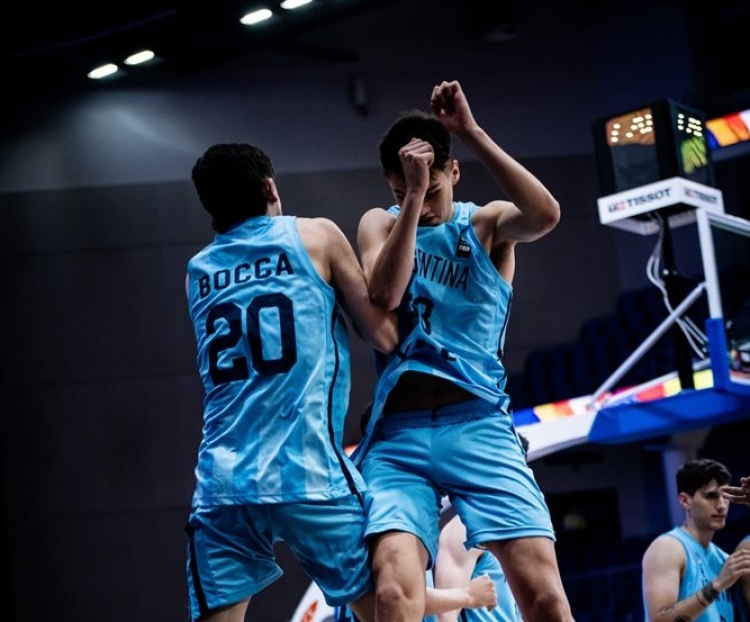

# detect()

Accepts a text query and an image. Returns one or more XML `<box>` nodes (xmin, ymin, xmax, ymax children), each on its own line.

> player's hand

<box><xmin>398</xmin><ymin>137</ymin><xmax>433</xmax><ymax>193</ymax></box>
<box><xmin>722</xmin><ymin>476</ymin><xmax>750</xmax><ymax>506</ymax></box>
<box><xmin>714</xmin><ymin>545</ymin><xmax>750</xmax><ymax>591</ymax></box>
<box><xmin>430</xmin><ymin>80</ymin><xmax>477</xmax><ymax>135</ymax></box>
<box><xmin>466</xmin><ymin>573</ymin><xmax>498</xmax><ymax>611</ymax></box>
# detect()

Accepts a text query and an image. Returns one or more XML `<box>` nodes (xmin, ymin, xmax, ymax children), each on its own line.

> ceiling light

<box><xmin>281</xmin><ymin>0</ymin><xmax>313</xmax><ymax>9</ymax></box>
<box><xmin>88</xmin><ymin>64</ymin><xmax>119</xmax><ymax>80</ymax></box>
<box><xmin>124</xmin><ymin>50</ymin><xmax>155</xmax><ymax>66</ymax></box>
<box><xmin>240</xmin><ymin>8</ymin><xmax>273</xmax><ymax>25</ymax></box>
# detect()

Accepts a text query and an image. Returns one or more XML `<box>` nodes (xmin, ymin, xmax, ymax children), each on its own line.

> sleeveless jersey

<box><xmin>461</xmin><ymin>551</ymin><xmax>522</xmax><ymax>622</ymax></box>
<box><xmin>643</xmin><ymin>526</ymin><xmax>733</xmax><ymax>622</ymax></box>
<box><xmin>186</xmin><ymin>216</ymin><xmax>365</xmax><ymax>504</ymax></box>
<box><xmin>354</xmin><ymin>201</ymin><xmax>513</xmax><ymax>463</ymax></box>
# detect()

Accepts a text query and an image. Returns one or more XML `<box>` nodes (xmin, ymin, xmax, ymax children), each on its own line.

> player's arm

<box><xmin>642</xmin><ymin>535</ymin><xmax>749</xmax><ymax>621</ymax></box>
<box><xmin>357</xmin><ymin>138</ymin><xmax>432</xmax><ymax>310</ymax></box>
<box><xmin>356</xmin><ymin>206</ymin><xmax>412</xmax><ymax>311</ymax></box>
<box><xmin>300</xmin><ymin>217</ymin><xmax>398</xmax><ymax>354</ymax></box>
<box><xmin>425</xmin><ymin>574</ymin><xmax>496</xmax><ymax>619</ymax></box>
<box><xmin>344</xmin><ymin>576</ymin><xmax>497</xmax><ymax>622</ymax></box>
<box><xmin>642</xmin><ymin>536</ymin><xmax>693</xmax><ymax>621</ymax></box>
<box><xmin>433</xmin><ymin>517</ymin><xmax>490</xmax><ymax>621</ymax></box>
<box><xmin>431</xmin><ymin>80</ymin><xmax>560</xmax><ymax>244</ymax></box>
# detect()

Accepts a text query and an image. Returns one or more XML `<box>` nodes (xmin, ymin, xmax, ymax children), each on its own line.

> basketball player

<box><xmin>352</xmin><ymin>79</ymin><xmax>574</xmax><ymax>622</ymax></box>
<box><xmin>642</xmin><ymin>458</ymin><xmax>750</xmax><ymax>622</ymax></box>
<box><xmin>183</xmin><ymin>142</ymin><xmax>496</xmax><ymax>622</ymax></box>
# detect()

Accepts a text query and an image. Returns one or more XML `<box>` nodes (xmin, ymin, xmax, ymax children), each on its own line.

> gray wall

<box><xmin>2</xmin><ymin>1</ymin><xmax>749</xmax><ymax>621</ymax></box>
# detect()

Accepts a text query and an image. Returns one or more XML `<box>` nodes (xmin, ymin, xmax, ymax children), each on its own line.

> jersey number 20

<box><xmin>206</xmin><ymin>293</ymin><xmax>297</xmax><ymax>384</ymax></box>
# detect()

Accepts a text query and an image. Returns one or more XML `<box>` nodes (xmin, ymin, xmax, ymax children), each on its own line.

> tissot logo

<box><xmin>684</xmin><ymin>187</ymin><xmax>719</xmax><ymax>204</ymax></box>
<box><xmin>607</xmin><ymin>187</ymin><xmax>673</xmax><ymax>213</ymax></box>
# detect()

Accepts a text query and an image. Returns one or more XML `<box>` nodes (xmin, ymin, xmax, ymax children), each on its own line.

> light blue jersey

<box><xmin>354</xmin><ymin>201</ymin><xmax>554</xmax><ymax>563</ymax></box>
<box><xmin>185</xmin><ymin>216</ymin><xmax>373</xmax><ymax>619</ymax></box>
<box><xmin>187</xmin><ymin>215</ymin><xmax>365</xmax><ymax>504</ymax></box>
<box><xmin>355</xmin><ymin>201</ymin><xmax>513</xmax><ymax>462</ymax></box>
<box><xmin>464</xmin><ymin>551</ymin><xmax>522</xmax><ymax>622</ymax></box>
<box><xmin>643</xmin><ymin>527</ymin><xmax>733</xmax><ymax>622</ymax></box>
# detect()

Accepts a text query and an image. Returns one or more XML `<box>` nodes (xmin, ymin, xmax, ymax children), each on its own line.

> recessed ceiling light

<box><xmin>124</xmin><ymin>50</ymin><xmax>155</xmax><ymax>66</ymax></box>
<box><xmin>281</xmin><ymin>0</ymin><xmax>313</xmax><ymax>9</ymax></box>
<box><xmin>240</xmin><ymin>8</ymin><xmax>273</xmax><ymax>25</ymax></box>
<box><xmin>88</xmin><ymin>64</ymin><xmax>119</xmax><ymax>79</ymax></box>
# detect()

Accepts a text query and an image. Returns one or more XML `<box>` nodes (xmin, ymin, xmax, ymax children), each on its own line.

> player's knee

<box><xmin>526</xmin><ymin>588</ymin><xmax>572</xmax><ymax>621</ymax></box>
<box><xmin>375</xmin><ymin>576</ymin><xmax>405</xmax><ymax>606</ymax></box>
<box><xmin>375</xmin><ymin>577</ymin><xmax>423</xmax><ymax>615</ymax></box>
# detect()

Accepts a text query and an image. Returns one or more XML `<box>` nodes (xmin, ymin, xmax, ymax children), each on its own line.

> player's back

<box><xmin>186</xmin><ymin>215</ymin><xmax>364</xmax><ymax>506</ymax></box>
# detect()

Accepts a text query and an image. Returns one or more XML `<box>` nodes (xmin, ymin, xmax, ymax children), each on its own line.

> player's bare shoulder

<box><xmin>643</xmin><ymin>533</ymin><xmax>687</xmax><ymax>570</ymax></box>
<box><xmin>295</xmin><ymin>217</ymin><xmax>346</xmax><ymax>281</ymax></box>
<box><xmin>296</xmin><ymin>216</ymin><xmax>344</xmax><ymax>244</ymax></box>
<box><xmin>470</xmin><ymin>200</ymin><xmax>515</xmax><ymax>248</ymax></box>
<box><xmin>358</xmin><ymin>206</ymin><xmax>396</xmax><ymax>244</ymax></box>
<box><xmin>359</xmin><ymin>206</ymin><xmax>396</xmax><ymax>230</ymax></box>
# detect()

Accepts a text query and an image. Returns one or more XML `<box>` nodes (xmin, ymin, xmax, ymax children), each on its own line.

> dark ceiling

<box><xmin>0</xmin><ymin>0</ymin><xmax>404</xmax><ymax>100</ymax></box>
<box><xmin>2</xmin><ymin>0</ymin><xmax>750</xmax><ymax>115</ymax></box>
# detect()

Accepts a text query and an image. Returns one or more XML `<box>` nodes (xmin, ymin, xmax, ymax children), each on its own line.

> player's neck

<box><xmin>680</xmin><ymin>522</ymin><xmax>714</xmax><ymax>548</ymax></box>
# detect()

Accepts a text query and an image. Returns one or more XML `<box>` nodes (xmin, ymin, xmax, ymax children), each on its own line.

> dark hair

<box><xmin>191</xmin><ymin>143</ymin><xmax>275</xmax><ymax>233</ymax></box>
<box><xmin>378</xmin><ymin>109</ymin><xmax>452</xmax><ymax>178</ymax></box>
<box><xmin>676</xmin><ymin>458</ymin><xmax>731</xmax><ymax>495</ymax></box>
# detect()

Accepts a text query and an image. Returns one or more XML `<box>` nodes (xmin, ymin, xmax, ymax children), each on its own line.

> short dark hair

<box><xmin>191</xmin><ymin>143</ymin><xmax>275</xmax><ymax>233</ymax></box>
<box><xmin>378</xmin><ymin>109</ymin><xmax>452</xmax><ymax>178</ymax></box>
<box><xmin>676</xmin><ymin>458</ymin><xmax>731</xmax><ymax>495</ymax></box>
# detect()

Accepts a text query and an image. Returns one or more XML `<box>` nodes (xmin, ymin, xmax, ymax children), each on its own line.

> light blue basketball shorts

<box><xmin>360</xmin><ymin>397</ymin><xmax>555</xmax><ymax>568</ymax></box>
<box><xmin>185</xmin><ymin>495</ymin><xmax>373</xmax><ymax>620</ymax></box>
